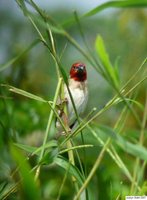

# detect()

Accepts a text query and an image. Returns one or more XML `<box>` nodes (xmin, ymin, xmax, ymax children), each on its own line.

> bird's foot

<box><xmin>55</xmin><ymin>128</ymin><xmax>71</xmax><ymax>139</ymax></box>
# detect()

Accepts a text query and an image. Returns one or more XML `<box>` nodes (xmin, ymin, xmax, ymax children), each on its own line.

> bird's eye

<box><xmin>73</xmin><ymin>66</ymin><xmax>76</xmax><ymax>69</ymax></box>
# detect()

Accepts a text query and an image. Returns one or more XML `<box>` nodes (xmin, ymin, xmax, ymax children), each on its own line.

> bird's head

<box><xmin>69</xmin><ymin>62</ymin><xmax>87</xmax><ymax>82</ymax></box>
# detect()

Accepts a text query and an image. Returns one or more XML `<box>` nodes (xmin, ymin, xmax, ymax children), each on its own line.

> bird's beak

<box><xmin>77</xmin><ymin>66</ymin><xmax>85</xmax><ymax>73</ymax></box>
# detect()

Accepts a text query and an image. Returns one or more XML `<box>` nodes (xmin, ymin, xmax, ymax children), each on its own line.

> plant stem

<box><xmin>74</xmin><ymin>138</ymin><xmax>110</xmax><ymax>200</ymax></box>
<box><xmin>130</xmin><ymin>92</ymin><xmax>147</xmax><ymax>194</ymax></box>
<box><xmin>61</xmin><ymin>81</ymin><xmax>79</xmax><ymax>192</ymax></box>
<box><xmin>35</xmin><ymin>78</ymin><xmax>62</xmax><ymax>180</ymax></box>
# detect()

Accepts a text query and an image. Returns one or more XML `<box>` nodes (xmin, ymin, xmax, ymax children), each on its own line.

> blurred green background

<box><xmin>0</xmin><ymin>0</ymin><xmax>147</xmax><ymax>199</ymax></box>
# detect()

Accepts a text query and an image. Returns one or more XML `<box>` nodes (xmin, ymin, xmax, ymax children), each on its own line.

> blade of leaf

<box><xmin>95</xmin><ymin>35</ymin><xmax>119</xmax><ymax>87</ymax></box>
<box><xmin>54</xmin><ymin>156</ymin><xmax>84</xmax><ymax>186</ymax></box>
<box><xmin>62</xmin><ymin>0</ymin><xmax>147</xmax><ymax>28</ymax></box>
<box><xmin>115</xmin><ymin>98</ymin><xmax>144</xmax><ymax>111</ymax></box>
<box><xmin>84</xmin><ymin>0</ymin><xmax>147</xmax><ymax>17</ymax></box>
<box><xmin>14</xmin><ymin>140</ymin><xmax>57</xmax><ymax>156</ymax></box>
<box><xmin>94</xmin><ymin>125</ymin><xmax>147</xmax><ymax>161</ymax></box>
<box><xmin>10</xmin><ymin>144</ymin><xmax>40</xmax><ymax>200</ymax></box>
<box><xmin>14</xmin><ymin>143</ymin><xmax>37</xmax><ymax>154</ymax></box>
<box><xmin>7</xmin><ymin>85</ymin><xmax>48</xmax><ymax>103</ymax></box>
<box><xmin>39</xmin><ymin>148</ymin><xmax>58</xmax><ymax>165</ymax></box>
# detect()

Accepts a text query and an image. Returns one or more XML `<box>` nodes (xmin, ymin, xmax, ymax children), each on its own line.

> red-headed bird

<box><xmin>56</xmin><ymin>62</ymin><xmax>88</xmax><ymax>135</ymax></box>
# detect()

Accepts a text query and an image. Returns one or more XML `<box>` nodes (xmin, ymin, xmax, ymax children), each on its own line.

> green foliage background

<box><xmin>0</xmin><ymin>0</ymin><xmax>147</xmax><ymax>200</ymax></box>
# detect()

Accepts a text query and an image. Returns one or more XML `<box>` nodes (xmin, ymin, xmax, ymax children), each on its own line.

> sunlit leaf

<box><xmin>114</xmin><ymin>56</ymin><xmax>120</xmax><ymax>85</ymax></box>
<box><xmin>95</xmin><ymin>35</ymin><xmax>119</xmax><ymax>88</ymax></box>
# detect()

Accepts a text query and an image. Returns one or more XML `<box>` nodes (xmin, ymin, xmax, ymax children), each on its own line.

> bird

<box><xmin>56</xmin><ymin>62</ymin><xmax>88</xmax><ymax>136</ymax></box>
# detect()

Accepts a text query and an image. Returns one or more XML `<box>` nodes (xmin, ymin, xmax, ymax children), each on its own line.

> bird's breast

<box><xmin>64</xmin><ymin>80</ymin><xmax>88</xmax><ymax>124</ymax></box>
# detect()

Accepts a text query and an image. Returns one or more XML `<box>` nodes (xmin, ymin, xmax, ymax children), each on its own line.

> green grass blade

<box><xmin>14</xmin><ymin>140</ymin><xmax>57</xmax><ymax>156</ymax></box>
<box><xmin>7</xmin><ymin>85</ymin><xmax>48</xmax><ymax>103</ymax></box>
<box><xmin>59</xmin><ymin>144</ymin><xmax>93</xmax><ymax>154</ymax></box>
<box><xmin>88</xmin><ymin>125</ymin><xmax>132</xmax><ymax>179</ymax></box>
<box><xmin>33</xmin><ymin>78</ymin><xmax>63</xmax><ymax>181</ymax></box>
<box><xmin>14</xmin><ymin>143</ymin><xmax>37</xmax><ymax>154</ymax></box>
<box><xmin>95</xmin><ymin>125</ymin><xmax>147</xmax><ymax>161</ymax></box>
<box><xmin>114</xmin><ymin>98</ymin><xmax>144</xmax><ymax>111</ymax></box>
<box><xmin>54</xmin><ymin>156</ymin><xmax>84</xmax><ymax>186</ymax></box>
<box><xmin>10</xmin><ymin>144</ymin><xmax>40</xmax><ymax>200</ymax></box>
<box><xmin>0</xmin><ymin>182</ymin><xmax>18</xmax><ymax>200</ymax></box>
<box><xmin>39</xmin><ymin>148</ymin><xmax>58</xmax><ymax>165</ymax></box>
<box><xmin>84</xmin><ymin>0</ymin><xmax>147</xmax><ymax>17</ymax></box>
<box><xmin>74</xmin><ymin>138</ymin><xmax>110</xmax><ymax>200</ymax></box>
<box><xmin>95</xmin><ymin>35</ymin><xmax>119</xmax><ymax>88</ymax></box>
<box><xmin>62</xmin><ymin>0</ymin><xmax>147</xmax><ymax>28</ymax></box>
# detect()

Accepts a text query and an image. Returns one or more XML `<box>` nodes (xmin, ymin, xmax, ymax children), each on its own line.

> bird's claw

<box><xmin>61</xmin><ymin>98</ymin><xmax>68</xmax><ymax>105</ymax></box>
<box><xmin>56</xmin><ymin>98</ymin><xmax>68</xmax><ymax>109</ymax></box>
<box><xmin>55</xmin><ymin>127</ymin><xmax>71</xmax><ymax>139</ymax></box>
